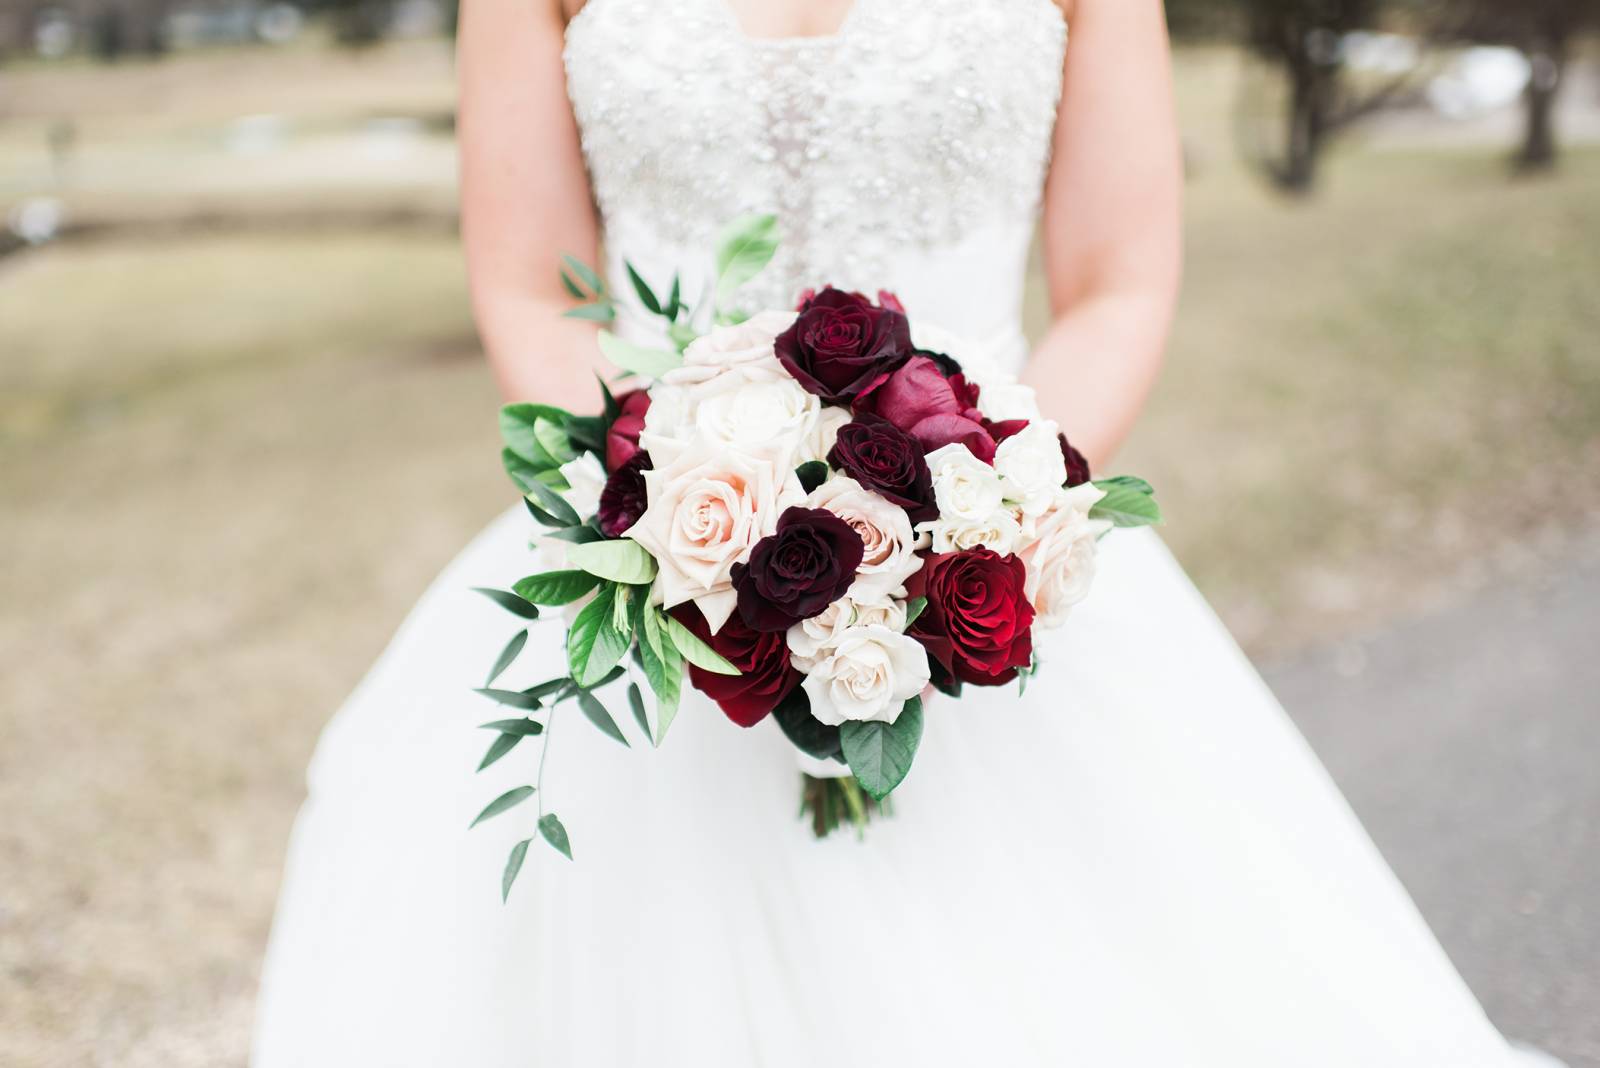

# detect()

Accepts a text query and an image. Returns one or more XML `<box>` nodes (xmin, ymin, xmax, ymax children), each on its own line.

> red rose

<box><xmin>827</xmin><ymin>414</ymin><xmax>937</xmax><ymax>523</ymax></box>
<box><xmin>854</xmin><ymin>355</ymin><xmax>998</xmax><ymax>463</ymax></box>
<box><xmin>775</xmin><ymin>287</ymin><xmax>913</xmax><ymax>404</ymax></box>
<box><xmin>605</xmin><ymin>389</ymin><xmax>650</xmax><ymax>471</ymax></box>
<box><xmin>1059</xmin><ymin>433</ymin><xmax>1091</xmax><ymax>487</ymax></box>
<box><xmin>908</xmin><ymin>548</ymin><xmax>1034</xmax><ymax>686</ymax></box>
<box><xmin>669</xmin><ymin>604</ymin><xmax>799</xmax><ymax>727</ymax></box>
<box><xmin>597</xmin><ymin>451</ymin><xmax>650</xmax><ymax>537</ymax></box>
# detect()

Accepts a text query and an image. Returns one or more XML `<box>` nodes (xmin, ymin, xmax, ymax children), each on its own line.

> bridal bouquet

<box><xmin>470</xmin><ymin>217</ymin><xmax>1159</xmax><ymax>898</ymax></box>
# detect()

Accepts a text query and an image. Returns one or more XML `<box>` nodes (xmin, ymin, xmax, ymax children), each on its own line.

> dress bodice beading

<box><xmin>562</xmin><ymin>0</ymin><xmax>1066</xmax><ymax>354</ymax></box>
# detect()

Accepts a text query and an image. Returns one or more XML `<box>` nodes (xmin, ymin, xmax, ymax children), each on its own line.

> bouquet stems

<box><xmin>800</xmin><ymin>774</ymin><xmax>888</xmax><ymax>839</ymax></box>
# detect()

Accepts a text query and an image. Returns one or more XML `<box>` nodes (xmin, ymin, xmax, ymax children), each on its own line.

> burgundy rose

<box><xmin>1059</xmin><ymin>433</ymin><xmax>1091</xmax><ymax>487</ymax></box>
<box><xmin>668</xmin><ymin>603</ymin><xmax>798</xmax><ymax>727</ymax></box>
<box><xmin>827</xmin><ymin>415</ymin><xmax>936</xmax><ymax>523</ymax></box>
<box><xmin>876</xmin><ymin>290</ymin><xmax>907</xmax><ymax>314</ymax></box>
<box><xmin>908</xmin><ymin>548</ymin><xmax>1035</xmax><ymax>686</ymax></box>
<box><xmin>854</xmin><ymin>355</ymin><xmax>998</xmax><ymax>463</ymax></box>
<box><xmin>605</xmin><ymin>389</ymin><xmax>650</xmax><ymax>471</ymax></box>
<box><xmin>775</xmin><ymin>287</ymin><xmax>913</xmax><ymax>404</ymax></box>
<box><xmin>732</xmin><ymin>506</ymin><xmax>865</xmax><ymax>632</ymax></box>
<box><xmin>597</xmin><ymin>451</ymin><xmax>650</xmax><ymax>537</ymax></box>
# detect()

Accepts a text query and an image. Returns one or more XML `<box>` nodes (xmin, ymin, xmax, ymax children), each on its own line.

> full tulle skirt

<box><xmin>253</xmin><ymin>507</ymin><xmax>1536</xmax><ymax>1066</ymax></box>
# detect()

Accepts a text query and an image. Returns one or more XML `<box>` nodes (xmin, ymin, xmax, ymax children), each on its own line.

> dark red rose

<box><xmin>854</xmin><ymin>355</ymin><xmax>997</xmax><ymax>462</ymax></box>
<box><xmin>986</xmin><ymin>417</ymin><xmax>1030</xmax><ymax>444</ymax></box>
<box><xmin>1059</xmin><ymin>433</ymin><xmax>1091</xmax><ymax>487</ymax></box>
<box><xmin>668</xmin><ymin>604</ymin><xmax>798</xmax><ymax>727</ymax></box>
<box><xmin>908</xmin><ymin>548</ymin><xmax>1034</xmax><ymax>686</ymax></box>
<box><xmin>775</xmin><ymin>287</ymin><xmax>913</xmax><ymax>404</ymax></box>
<box><xmin>827</xmin><ymin>415</ymin><xmax>936</xmax><ymax>523</ymax></box>
<box><xmin>597</xmin><ymin>451</ymin><xmax>650</xmax><ymax>537</ymax></box>
<box><xmin>605</xmin><ymin>389</ymin><xmax>650</xmax><ymax>471</ymax></box>
<box><xmin>732</xmin><ymin>507</ymin><xmax>865</xmax><ymax>632</ymax></box>
<box><xmin>876</xmin><ymin>290</ymin><xmax>906</xmax><ymax>314</ymax></box>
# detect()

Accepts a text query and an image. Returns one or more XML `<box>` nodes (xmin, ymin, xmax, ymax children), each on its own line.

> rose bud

<box><xmin>596</xmin><ymin>451</ymin><xmax>651</xmax><ymax>537</ymax></box>
<box><xmin>775</xmin><ymin>287</ymin><xmax>913</xmax><ymax>404</ymax></box>
<box><xmin>731</xmin><ymin>506</ymin><xmax>865</xmax><ymax>632</ymax></box>
<box><xmin>604</xmin><ymin>389</ymin><xmax>651</xmax><ymax>471</ymax></box>
<box><xmin>1058</xmin><ymin>432</ymin><xmax>1091</xmax><ymax>487</ymax></box>
<box><xmin>668</xmin><ymin>603</ymin><xmax>799</xmax><ymax>727</ymax></box>
<box><xmin>827</xmin><ymin>415</ymin><xmax>937</xmax><ymax>523</ymax></box>
<box><xmin>908</xmin><ymin>547</ymin><xmax>1035</xmax><ymax>686</ymax></box>
<box><xmin>854</xmin><ymin>355</ymin><xmax>998</xmax><ymax>462</ymax></box>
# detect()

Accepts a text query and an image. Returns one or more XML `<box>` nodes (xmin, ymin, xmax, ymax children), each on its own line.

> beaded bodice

<box><xmin>563</xmin><ymin>0</ymin><xmax>1066</xmax><ymax>351</ymax></box>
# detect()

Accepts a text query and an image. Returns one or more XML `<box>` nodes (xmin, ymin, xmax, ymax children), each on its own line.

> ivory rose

<box><xmin>924</xmin><ymin>443</ymin><xmax>1005</xmax><ymax>522</ymax></box>
<box><xmin>801</xmin><ymin>624</ymin><xmax>931</xmax><ymax>726</ymax></box>
<box><xmin>1017</xmin><ymin>482</ymin><xmax>1112</xmax><ymax>628</ymax></box>
<box><xmin>994</xmin><ymin>419</ymin><xmax>1067</xmax><ymax>518</ymax></box>
<box><xmin>628</xmin><ymin>444</ymin><xmax>803</xmax><ymax>633</ymax></box>
<box><xmin>804</xmin><ymin>475</ymin><xmax>922</xmax><ymax>601</ymax></box>
<box><xmin>786</xmin><ymin>592</ymin><xmax>909</xmax><ymax>672</ymax></box>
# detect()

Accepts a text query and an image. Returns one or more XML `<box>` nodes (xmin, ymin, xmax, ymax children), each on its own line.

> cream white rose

<box><xmin>994</xmin><ymin>419</ymin><xmax>1066</xmax><ymax>518</ymax></box>
<box><xmin>919</xmin><ymin>508</ymin><xmax>1024</xmax><ymax>555</ymax></box>
<box><xmin>555</xmin><ymin>452</ymin><xmax>608</xmax><ymax>521</ymax></box>
<box><xmin>799</xmin><ymin>406</ymin><xmax>852</xmax><ymax>465</ymax></box>
<box><xmin>786</xmin><ymin>591</ymin><xmax>909</xmax><ymax>672</ymax></box>
<box><xmin>804</xmin><ymin>475</ymin><xmax>921</xmax><ymax>601</ymax></box>
<box><xmin>628</xmin><ymin>444</ymin><xmax>803</xmax><ymax>633</ymax></box>
<box><xmin>680</xmin><ymin>310</ymin><xmax>794</xmax><ymax>373</ymax></box>
<box><xmin>1017</xmin><ymin>481</ymin><xmax>1111</xmax><ymax>629</ymax></box>
<box><xmin>689</xmin><ymin>377</ymin><xmax>820</xmax><ymax>469</ymax></box>
<box><xmin>801</xmin><ymin>624</ymin><xmax>931</xmax><ymax>726</ymax></box>
<box><xmin>925</xmin><ymin>442</ymin><xmax>1005</xmax><ymax>522</ymax></box>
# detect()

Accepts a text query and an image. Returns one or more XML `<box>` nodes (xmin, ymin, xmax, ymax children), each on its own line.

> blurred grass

<box><xmin>0</xmin><ymin>40</ymin><xmax>1598</xmax><ymax>1067</ymax></box>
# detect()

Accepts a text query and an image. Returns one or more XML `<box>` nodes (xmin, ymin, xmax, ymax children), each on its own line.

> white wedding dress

<box><xmin>253</xmin><ymin>1</ymin><xmax>1549</xmax><ymax>1065</ymax></box>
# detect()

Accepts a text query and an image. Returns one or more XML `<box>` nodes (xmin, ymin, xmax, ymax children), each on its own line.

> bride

<box><xmin>252</xmin><ymin>1</ymin><xmax>1553</xmax><ymax>1064</ymax></box>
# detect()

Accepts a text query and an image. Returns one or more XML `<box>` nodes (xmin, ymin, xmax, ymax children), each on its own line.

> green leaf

<box><xmin>526</xmin><ymin>481</ymin><xmax>581</xmax><ymax>528</ymax></box>
<box><xmin>502</xmin><ymin>447</ymin><xmax>543</xmax><ymax>495</ymax></box>
<box><xmin>500</xmin><ymin>403</ymin><xmax>572</xmax><ymax>466</ymax></box>
<box><xmin>637</xmin><ymin>609</ymin><xmax>682</xmax><ymax>744</ymax></box>
<box><xmin>538</xmin><ymin>813</ymin><xmax>573</xmax><ymax>860</ymax></box>
<box><xmin>470</xmin><ymin>785</ymin><xmax>535</xmax><ymax>828</ymax></box>
<box><xmin>478</xmin><ymin>731</ymin><xmax>522</xmax><ymax>771</ymax></box>
<box><xmin>839</xmin><ymin>696</ymin><xmax>924</xmax><ymax>801</ymax></box>
<box><xmin>624</xmin><ymin>260</ymin><xmax>663</xmax><ymax>315</ymax></box>
<box><xmin>565</xmin><ymin>538</ymin><xmax>658</xmax><ymax>585</ymax></box>
<box><xmin>576</xmin><ymin>689</ymin><xmax>629</xmax><ymax>747</ymax></box>
<box><xmin>526</xmin><ymin>676</ymin><xmax>573</xmax><ymax>701</ymax></box>
<box><xmin>667</xmin><ymin>319</ymin><xmax>699</xmax><ymax>353</ymax></box>
<box><xmin>627</xmin><ymin>682</ymin><xmax>650</xmax><ymax>737</ymax></box>
<box><xmin>772</xmin><ymin>686</ymin><xmax>843</xmax><ymax>761</ymax></box>
<box><xmin>565</xmin><ymin>413</ymin><xmax>607</xmax><ymax>456</ymax></box>
<box><xmin>474</xmin><ymin>687</ymin><xmax>543</xmax><ymax>710</ymax></box>
<box><xmin>714</xmin><ymin>213</ymin><xmax>779</xmax><ymax>304</ymax></box>
<box><xmin>502</xmin><ymin>838</ymin><xmax>531</xmax><ymax>902</ymax></box>
<box><xmin>513</xmin><ymin>570</ymin><xmax>602</xmax><ymax>606</ymax></box>
<box><xmin>479</xmin><ymin>718</ymin><xmax>545</xmax><ymax>736</ymax></box>
<box><xmin>795</xmin><ymin>460</ymin><xmax>829</xmax><ymax>494</ymax></box>
<box><xmin>544</xmin><ymin>525</ymin><xmax>605</xmax><ymax>544</ymax></box>
<box><xmin>486</xmin><ymin>629</ymin><xmax>528</xmax><ymax>686</ymax></box>
<box><xmin>585</xmin><ymin>664</ymin><xmax>627</xmax><ymax>690</ymax></box>
<box><xmin>560</xmin><ymin>252</ymin><xmax>605</xmax><ymax>297</ymax></box>
<box><xmin>567</xmin><ymin>586</ymin><xmax>630</xmax><ymax>688</ymax></box>
<box><xmin>664</xmin><ymin>272</ymin><xmax>682</xmax><ymax>320</ymax></box>
<box><xmin>471</xmin><ymin>587</ymin><xmax>540</xmax><ymax>620</ymax></box>
<box><xmin>559</xmin><ymin>266</ymin><xmax>587</xmax><ymax>301</ymax></box>
<box><xmin>561</xmin><ymin>302</ymin><xmax>617</xmax><ymax>322</ymax></box>
<box><xmin>661</xmin><ymin>611</ymin><xmax>740</xmax><ymax>676</ymax></box>
<box><xmin>533</xmin><ymin>417</ymin><xmax>577</xmax><ymax>465</ymax></box>
<box><xmin>597</xmin><ymin>330</ymin><xmax>682</xmax><ymax>380</ymax></box>
<box><xmin>903</xmin><ymin>597</ymin><xmax>928</xmax><ymax>628</ymax></box>
<box><xmin>1089</xmin><ymin>476</ymin><xmax>1162</xmax><ymax>528</ymax></box>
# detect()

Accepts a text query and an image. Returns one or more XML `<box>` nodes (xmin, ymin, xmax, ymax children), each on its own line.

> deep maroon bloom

<box><xmin>732</xmin><ymin>507</ymin><xmax>865</xmax><ymax>632</ymax></box>
<box><xmin>827</xmin><ymin>415</ymin><xmax>936</xmax><ymax>523</ymax></box>
<box><xmin>1059</xmin><ymin>433</ymin><xmax>1091</xmax><ymax>487</ymax></box>
<box><xmin>605</xmin><ymin>389</ymin><xmax>650</xmax><ymax>471</ymax></box>
<box><xmin>597</xmin><ymin>451</ymin><xmax>651</xmax><ymax>537</ymax></box>
<box><xmin>908</xmin><ymin>548</ymin><xmax>1035</xmax><ymax>686</ymax></box>
<box><xmin>668</xmin><ymin>604</ymin><xmax>798</xmax><ymax>727</ymax></box>
<box><xmin>854</xmin><ymin>355</ymin><xmax>998</xmax><ymax>462</ymax></box>
<box><xmin>775</xmin><ymin>287</ymin><xmax>913</xmax><ymax>404</ymax></box>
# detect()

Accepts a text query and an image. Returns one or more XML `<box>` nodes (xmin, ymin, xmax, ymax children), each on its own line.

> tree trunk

<box><xmin>1281</xmin><ymin>57</ymin><xmax>1328</xmax><ymax>193</ymax></box>
<box><xmin>1517</xmin><ymin>43</ymin><xmax>1566</xmax><ymax>172</ymax></box>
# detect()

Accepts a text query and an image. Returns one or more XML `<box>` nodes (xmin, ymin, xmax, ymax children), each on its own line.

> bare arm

<box><xmin>1024</xmin><ymin>0</ymin><xmax>1183</xmax><ymax>471</ymax></box>
<box><xmin>458</xmin><ymin>0</ymin><xmax>606</xmax><ymax>411</ymax></box>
